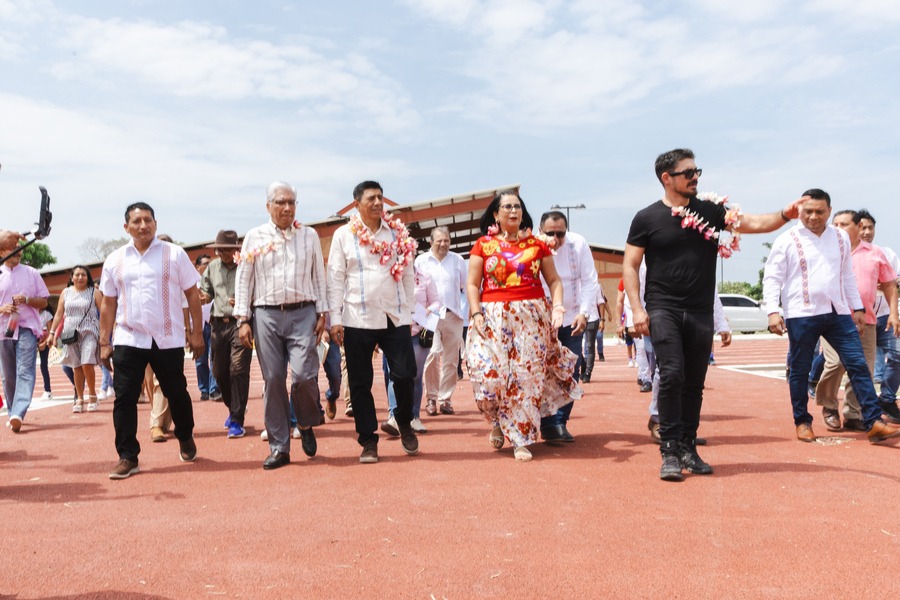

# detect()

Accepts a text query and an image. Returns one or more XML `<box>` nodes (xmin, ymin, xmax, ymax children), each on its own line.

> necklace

<box><xmin>670</xmin><ymin>192</ymin><xmax>743</xmax><ymax>258</ymax></box>
<box><xmin>349</xmin><ymin>211</ymin><xmax>417</xmax><ymax>282</ymax></box>
<box><xmin>236</xmin><ymin>220</ymin><xmax>302</xmax><ymax>264</ymax></box>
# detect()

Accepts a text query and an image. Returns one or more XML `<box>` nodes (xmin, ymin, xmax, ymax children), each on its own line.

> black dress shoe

<box><xmin>559</xmin><ymin>425</ymin><xmax>575</xmax><ymax>443</ymax></box>
<box><xmin>299</xmin><ymin>428</ymin><xmax>317</xmax><ymax>457</ymax></box>
<box><xmin>263</xmin><ymin>450</ymin><xmax>291</xmax><ymax>470</ymax></box>
<box><xmin>541</xmin><ymin>425</ymin><xmax>566</xmax><ymax>445</ymax></box>
<box><xmin>843</xmin><ymin>418</ymin><xmax>867</xmax><ymax>432</ymax></box>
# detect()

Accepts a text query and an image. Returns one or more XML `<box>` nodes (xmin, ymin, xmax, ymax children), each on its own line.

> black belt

<box><xmin>210</xmin><ymin>316</ymin><xmax>236</xmax><ymax>324</ymax></box>
<box><xmin>256</xmin><ymin>301</ymin><xmax>314</xmax><ymax>311</ymax></box>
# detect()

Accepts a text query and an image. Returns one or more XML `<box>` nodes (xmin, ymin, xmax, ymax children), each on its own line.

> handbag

<box><xmin>418</xmin><ymin>328</ymin><xmax>435</xmax><ymax>348</ymax></box>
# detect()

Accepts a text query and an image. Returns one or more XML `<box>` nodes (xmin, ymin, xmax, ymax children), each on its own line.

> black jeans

<box><xmin>210</xmin><ymin>318</ymin><xmax>253</xmax><ymax>426</ymax></box>
<box><xmin>344</xmin><ymin>320</ymin><xmax>416</xmax><ymax>446</ymax></box>
<box><xmin>112</xmin><ymin>342</ymin><xmax>195</xmax><ymax>461</ymax></box>
<box><xmin>648</xmin><ymin>308</ymin><xmax>714</xmax><ymax>443</ymax></box>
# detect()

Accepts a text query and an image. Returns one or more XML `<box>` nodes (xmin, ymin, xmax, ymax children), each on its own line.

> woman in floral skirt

<box><xmin>465</xmin><ymin>190</ymin><xmax>582</xmax><ymax>461</ymax></box>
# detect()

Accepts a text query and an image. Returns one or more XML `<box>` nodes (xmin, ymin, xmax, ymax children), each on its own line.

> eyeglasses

<box><xmin>669</xmin><ymin>168</ymin><xmax>702</xmax><ymax>179</ymax></box>
<box><xmin>544</xmin><ymin>231</ymin><xmax>566</xmax><ymax>238</ymax></box>
<box><xmin>499</xmin><ymin>204</ymin><xmax>522</xmax><ymax>212</ymax></box>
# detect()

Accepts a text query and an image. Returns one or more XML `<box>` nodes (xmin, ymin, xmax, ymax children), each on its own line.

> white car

<box><xmin>718</xmin><ymin>293</ymin><xmax>770</xmax><ymax>334</ymax></box>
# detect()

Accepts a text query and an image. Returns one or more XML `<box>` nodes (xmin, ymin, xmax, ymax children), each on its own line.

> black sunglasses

<box><xmin>669</xmin><ymin>168</ymin><xmax>702</xmax><ymax>179</ymax></box>
<box><xmin>544</xmin><ymin>231</ymin><xmax>566</xmax><ymax>238</ymax></box>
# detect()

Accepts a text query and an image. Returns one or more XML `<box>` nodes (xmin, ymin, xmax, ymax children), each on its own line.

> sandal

<box><xmin>513</xmin><ymin>446</ymin><xmax>533</xmax><ymax>462</ymax></box>
<box><xmin>489</xmin><ymin>426</ymin><xmax>504</xmax><ymax>449</ymax></box>
<box><xmin>72</xmin><ymin>400</ymin><xmax>83</xmax><ymax>413</ymax></box>
<box><xmin>86</xmin><ymin>395</ymin><xmax>98</xmax><ymax>412</ymax></box>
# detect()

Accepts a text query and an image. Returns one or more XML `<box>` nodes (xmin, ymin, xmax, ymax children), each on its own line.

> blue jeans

<box><xmin>540</xmin><ymin>324</ymin><xmax>583</xmax><ymax>429</ymax></box>
<box><xmin>101</xmin><ymin>364</ymin><xmax>113</xmax><ymax>391</ymax></box>
<box><xmin>807</xmin><ymin>342</ymin><xmax>825</xmax><ymax>385</ymax></box>
<box><xmin>194</xmin><ymin>322</ymin><xmax>219</xmax><ymax>395</ymax></box>
<box><xmin>323</xmin><ymin>340</ymin><xmax>342</xmax><ymax>402</ymax></box>
<box><xmin>0</xmin><ymin>329</ymin><xmax>39</xmax><ymax>420</ymax></box>
<box><xmin>785</xmin><ymin>311</ymin><xmax>881</xmax><ymax>427</ymax></box>
<box><xmin>876</xmin><ymin>314</ymin><xmax>900</xmax><ymax>403</ymax></box>
<box><xmin>384</xmin><ymin>333</ymin><xmax>429</xmax><ymax>419</ymax></box>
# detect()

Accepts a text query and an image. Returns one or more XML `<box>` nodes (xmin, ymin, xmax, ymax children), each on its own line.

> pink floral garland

<box><xmin>234</xmin><ymin>220</ymin><xmax>302</xmax><ymax>264</ymax></box>
<box><xmin>671</xmin><ymin>192</ymin><xmax>743</xmax><ymax>258</ymax></box>
<box><xmin>350</xmin><ymin>211</ymin><xmax>417</xmax><ymax>282</ymax></box>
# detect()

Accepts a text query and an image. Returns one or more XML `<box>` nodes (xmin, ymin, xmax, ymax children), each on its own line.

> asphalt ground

<box><xmin>2</xmin><ymin>334</ymin><xmax>898</xmax><ymax>599</ymax></box>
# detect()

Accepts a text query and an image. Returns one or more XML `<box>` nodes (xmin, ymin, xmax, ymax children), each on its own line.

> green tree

<box><xmin>718</xmin><ymin>281</ymin><xmax>754</xmax><ymax>296</ymax></box>
<box><xmin>20</xmin><ymin>242</ymin><xmax>57</xmax><ymax>270</ymax></box>
<box><xmin>745</xmin><ymin>242</ymin><xmax>774</xmax><ymax>300</ymax></box>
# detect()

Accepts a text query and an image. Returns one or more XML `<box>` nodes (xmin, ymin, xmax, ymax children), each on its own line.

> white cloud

<box><xmin>48</xmin><ymin>16</ymin><xmax>419</xmax><ymax>134</ymax></box>
<box><xmin>408</xmin><ymin>0</ymin><xmax>859</xmax><ymax>129</ymax></box>
<box><xmin>806</xmin><ymin>0</ymin><xmax>900</xmax><ymax>25</ymax></box>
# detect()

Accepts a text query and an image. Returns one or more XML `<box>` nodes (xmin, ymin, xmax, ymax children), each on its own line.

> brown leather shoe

<box><xmin>150</xmin><ymin>426</ymin><xmax>167</xmax><ymax>443</ymax></box>
<box><xmin>796</xmin><ymin>422</ymin><xmax>816</xmax><ymax>442</ymax></box>
<box><xmin>867</xmin><ymin>419</ymin><xmax>900</xmax><ymax>443</ymax></box>
<box><xmin>439</xmin><ymin>401</ymin><xmax>455</xmax><ymax>415</ymax></box>
<box><xmin>325</xmin><ymin>399</ymin><xmax>337</xmax><ymax>420</ymax></box>
<box><xmin>822</xmin><ymin>408</ymin><xmax>842</xmax><ymax>431</ymax></box>
<box><xmin>426</xmin><ymin>399</ymin><xmax>438</xmax><ymax>416</ymax></box>
<box><xmin>647</xmin><ymin>418</ymin><xmax>661</xmax><ymax>444</ymax></box>
<box><xmin>843</xmin><ymin>418</ymin><xmax>867</xmax><ymax>432</ymax></box>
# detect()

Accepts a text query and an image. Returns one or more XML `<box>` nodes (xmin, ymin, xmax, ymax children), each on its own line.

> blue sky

<box><xmin>2</xmin><ymin>0</ymin><xmax>899</xmax><ymax>283</ymax></box>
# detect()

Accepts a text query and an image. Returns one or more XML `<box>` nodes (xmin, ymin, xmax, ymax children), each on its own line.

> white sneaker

<box><xmin>97</xmin><ymin>389</ymin><xmax>107</xmax><ymax>400</ymax></box>
<box><xmin>40</xmin><ymin>391</ymin><xmax>52</xmax><ymax>400</ymax></box>
<box><xmin>410</xmin><ymin>418</ymin><xmax>427</xmax><ymax>433</ymax></box>
<box><xmin>292</xmin><ymin>426</ymin><xmax>302</xmax><ymax>439</ymax></box>
<box><xmin>628</xmin><ymin>359</ymin><xmax>636</xmax><ymax>367</ymax></box>
<box><xmin>260</xmin><ymin>429</ymin><xmax>269</xmax><ymax>441</ymax></box>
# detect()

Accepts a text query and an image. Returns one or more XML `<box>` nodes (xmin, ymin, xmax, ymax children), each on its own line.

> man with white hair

<box><xmin>234</xmin><ymin>181</ymin><xmax>329</xmax><ymax>470</ymax></box>
<box><xmin>415</xmin><ymin>225</ymin><xmax>465</xmax><ymax>417</ymax></box>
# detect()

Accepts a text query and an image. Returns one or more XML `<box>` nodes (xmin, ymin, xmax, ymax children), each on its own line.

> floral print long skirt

<box><xmin>465</xmin><ymin>298</ymin><xmax>582</xmax><ymax>448</ymax></box>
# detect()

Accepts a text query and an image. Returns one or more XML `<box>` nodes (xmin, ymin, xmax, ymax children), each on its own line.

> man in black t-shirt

<box><xmin>624</xmin><ymin>148</ymin><xmax>800</xmax><ymax>482</ymax></box>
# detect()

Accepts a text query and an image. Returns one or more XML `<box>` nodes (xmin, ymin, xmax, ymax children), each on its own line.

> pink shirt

<box><xmin>0</xmin><ymin>263</ymin><xmax>50</xmax><ymax>339</ymax></box>
<box><xmin>851</xmin><ymin>240</ymin><xmax>897</xmax><ymax>325</ymax></box>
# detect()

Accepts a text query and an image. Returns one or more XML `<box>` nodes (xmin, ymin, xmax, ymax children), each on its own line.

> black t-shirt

<box><xmin>626</xmin><ymin>198</ymin><xmax>727</xmax><ymax>313</ymax></box>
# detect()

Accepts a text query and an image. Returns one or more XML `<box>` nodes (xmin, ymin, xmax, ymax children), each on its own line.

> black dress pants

<box><xmin>113</xmin><ymin>342</ymin><xmax>195</xmax><ymax>461</ymax></box>
<box><xmin>344</xmin><ymin>319</ymin><xmax>416</xmax><ymax>446</ymax></box>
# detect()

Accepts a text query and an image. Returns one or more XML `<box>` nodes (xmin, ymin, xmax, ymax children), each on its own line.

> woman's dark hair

<box><xmin>478</xmin><ymin>189</ymin><xmax>534</xmax><ymax>234</ymax></box>
<box><xmin>67</xmin><ymin>265</ymin><xmax>95</xmax><ymax>288</ymax></box>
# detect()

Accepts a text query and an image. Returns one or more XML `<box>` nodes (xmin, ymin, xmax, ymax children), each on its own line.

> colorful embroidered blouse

<box><xmin>471</xmin><ymin>234</ymin><xmax>552</xmax><ymax>302</ymax></box>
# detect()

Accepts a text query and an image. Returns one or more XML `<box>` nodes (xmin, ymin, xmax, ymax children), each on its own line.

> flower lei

<box><xmin>234</xmin><ymin>220</ymin><xmax>302</xmax><ymax>264</ymax></box>
<box><xmin>350</xmin><ymin>211</ymin><xmax>417</xmax><ymax>282</ymax></box>
<box><xmin>486</xmin><ymin>224</ymin><xmax>557</xmax><ymax>255</ymax></box>
<box><xmin>671</xmin><ymin>192</ymin><xmax>743</xmax><ymax>258</ymax></box>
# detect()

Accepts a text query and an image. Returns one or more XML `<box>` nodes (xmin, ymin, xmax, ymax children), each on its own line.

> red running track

<box><xmin>2</xmin><ymin>334</ymin><xmax>899</xmax><ymax>598</ymax></box>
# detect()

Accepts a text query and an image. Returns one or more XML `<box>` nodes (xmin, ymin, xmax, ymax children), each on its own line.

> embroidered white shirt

<box><xmin>763</xmin><ymin>223</ymin><xmax>862</xmax><ymax>319</ymax></box>
<box><xmin>100</xmin><ymin>238</ymin><xmax>200</xmax><ymax>349</ymax></box>
<box><xmin>233</xmin><ymin>221</ymin><xmax>328</xmax><ymax>319</ymax></box>
<box><xmin>327</xmin><ymin>219</ymin><xmax>415</xmax><ymax>329</ymax></box>
<box><xmin>540</xmin><ymin>231</ymin><xmax>599</xmax><ymax>328</ymax></box>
